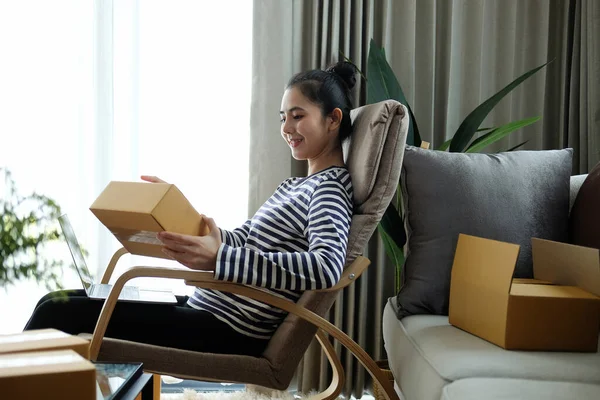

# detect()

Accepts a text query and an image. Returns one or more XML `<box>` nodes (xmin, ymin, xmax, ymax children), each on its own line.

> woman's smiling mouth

<box><xmin>289</xmin><ymin>138</ymin><xmax>303</xmax><ymax>148</ymax></box>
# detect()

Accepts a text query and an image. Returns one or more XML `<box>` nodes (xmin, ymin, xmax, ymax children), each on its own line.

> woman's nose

<box><xmin>282</xmin><ymin>119</ymin><xmax>294</xmax><ymax>134</ymax></box>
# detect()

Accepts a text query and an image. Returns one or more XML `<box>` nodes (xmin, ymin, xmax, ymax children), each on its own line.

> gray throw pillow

<box><xmin>395</xmin><ymin>146</ymin><xmax>573</xmax><ymax>318</ymax></box>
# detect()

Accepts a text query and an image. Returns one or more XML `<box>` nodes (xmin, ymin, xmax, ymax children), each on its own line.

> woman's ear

<box><xmin>328</xmin><ymin>108</ymin><xmax>343</xmax><ymax>132</ymax></box>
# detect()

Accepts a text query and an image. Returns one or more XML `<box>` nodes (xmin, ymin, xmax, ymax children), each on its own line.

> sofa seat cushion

<box><xmin>441</xmin><ymin>378</ymin><xmax>600</xmax><ymax>400</ymax></box>
<box><xmin>383</xmin><ymin>299</ymin><xmax>600</xmax><ymax>400</ymax></box>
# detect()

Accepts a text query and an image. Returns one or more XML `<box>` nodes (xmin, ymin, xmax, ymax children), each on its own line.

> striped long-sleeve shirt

<box><xmin>187</xmin><ymin>166</ymin><xmax>353</xmax><ymax>339</ymax></box>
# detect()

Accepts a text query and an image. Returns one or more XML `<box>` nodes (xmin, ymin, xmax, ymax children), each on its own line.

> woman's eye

<box><xmin>293</xmin><ymin>115</ymin><xmax>303</xmax><ymax>120</ymax></box>
<box><xmin>280</xmin><ymin>118</ymin><xmax>286</xmax><ymax>123</ymax></box>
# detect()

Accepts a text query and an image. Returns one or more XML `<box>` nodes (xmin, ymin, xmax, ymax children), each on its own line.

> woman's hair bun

<box><xmin>325</xmin><ymin>61</ymin><xmax>358</xmax><ymax>91</ymax></box>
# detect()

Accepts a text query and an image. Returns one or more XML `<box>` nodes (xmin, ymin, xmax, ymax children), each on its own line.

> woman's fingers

<box><xmin>157</xmin><ymin>231</ymin><xmax>194</xmax><ymax>245</ymax></box>
<box><xmin>161</xmin><ymin>240</ymin><xmax>193</xmax><ymax>254</ymax></box>
<box><xmin>141</xmin><ymin>175</ymin><xmax>167</xmax><ymax>184</ymax></box>
<box><xmin>162</xmin><ymin>248</ymin><xmax>193</xmax><ymax>264</ymax></box>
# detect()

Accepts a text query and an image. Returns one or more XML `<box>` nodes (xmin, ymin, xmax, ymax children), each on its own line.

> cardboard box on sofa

<box><xmin>449</xmin><ymin>234</ymin><xmax>600</xmax><ymax>352</ymax></box>
<box><xmin>0</xmin><ymin>349</ymin><xmax>95</xmax><ymax>400</ymax></box>
<box><xmin>90</xmin><ymin>181</ymin><xmax>209</xmax><ymax>259</ymax></box>
<box><xmin>0</xmin><ymin>329</ymin><xmax>90</xmax><ymax>359</ymax></box>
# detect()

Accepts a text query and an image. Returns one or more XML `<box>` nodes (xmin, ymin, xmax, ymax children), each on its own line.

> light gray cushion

<box><xmin>382</xmin><ymin>299</ymin><xmax>600</xmax><ymax>400</ymax></box>
<box><xmin>396</xmin><ymin>146</ymin><xmax>573</xmax><ymax>318</ymax></box>
<box><xmin>441</xmin><ymin>378</ymin><xmax>600</xmax><ymax>400</ymax></box>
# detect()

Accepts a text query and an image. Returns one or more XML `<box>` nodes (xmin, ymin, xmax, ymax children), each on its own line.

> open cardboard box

<box><xmin>0</xmin><ymin>329</ymin><xmax>90</xmax><ymax>359</ymax></box>
<box><xmin>449</xmin><ymin>234</ymin><xmax>600</xmax><ymax>352</ymax></box>
<box><xmin>0</xmin><ymin>349</ymin><xmax>95</xmax><ymax>400</ymax></box>
<box><xmin>90</xmin><ymin>181</ymin><xmax>209</xmax><ymax>259</ymax></box>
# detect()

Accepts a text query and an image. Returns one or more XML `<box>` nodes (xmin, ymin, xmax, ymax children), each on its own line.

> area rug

<box><xmin>161</xmin><ymin>388</ymin><xmax>342</xmax><ymax>399</ymax></box>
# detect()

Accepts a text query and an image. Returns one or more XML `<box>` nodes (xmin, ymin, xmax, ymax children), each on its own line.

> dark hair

<box><xmin>286</xmin><ymin>61</ymin><xmax>357</xmax><ymax>142</ymax></box>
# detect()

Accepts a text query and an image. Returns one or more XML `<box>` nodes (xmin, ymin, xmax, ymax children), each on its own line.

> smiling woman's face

<box><xmin>280</xmin><ymin>87</ymin><xmax>333</xmax><ymax>161</ymax></box>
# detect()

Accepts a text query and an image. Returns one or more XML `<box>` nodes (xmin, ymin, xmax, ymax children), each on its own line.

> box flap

<box><xmin>532</xmin><ymin>238</ymin><xmax>600</xmax><ymax>297</ymax></box>
<box><xmin>449</xmin><ymin>234</ymin><xmax>520</xmax><ymax>346</ymax></box>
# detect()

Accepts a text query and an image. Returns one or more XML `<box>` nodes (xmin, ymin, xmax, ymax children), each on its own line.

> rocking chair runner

<box><xmin>85</xmin><ymin>100</ymin><xmax>409</xmax><ymax>400</ymax></box>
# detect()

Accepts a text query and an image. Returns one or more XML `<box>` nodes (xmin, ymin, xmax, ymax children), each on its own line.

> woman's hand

<box><xmin>157</xmin><ymin>217</ymin><xmax>222</xmax><ymax>271</ymax></box>
<box><xmin>141</xmin><ymin>175</ymin><xmax>167</xmax><ymax>184</ymax></box>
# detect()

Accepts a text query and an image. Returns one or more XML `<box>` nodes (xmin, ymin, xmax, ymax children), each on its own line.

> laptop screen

<box><xmin>58</xmin><ymin>214</ymin><xmax>94</xmax><ymax>294</ymax></box>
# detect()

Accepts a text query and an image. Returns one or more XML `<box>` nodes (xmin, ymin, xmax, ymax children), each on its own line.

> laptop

<box><xmin>58</xmin><ymin>214</ymin><xmax>178</xmax><ymax>304</ymax></box>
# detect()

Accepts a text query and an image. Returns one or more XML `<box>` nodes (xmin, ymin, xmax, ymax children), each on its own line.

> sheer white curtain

<box><xmin>0</xmin><ymin>0</ymin><xmax>252</xmax><ymax>334</ymax></box>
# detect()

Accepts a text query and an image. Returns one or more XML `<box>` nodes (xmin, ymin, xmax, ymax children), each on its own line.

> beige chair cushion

<box><xmin>344</xmin><ymin>100</ymin><xmax>408</xmax><ymax>264</ymax></box>
<box><xmin>345</xmin><ymin>100</ymin><xmax>407</xmax><ymax>209</ymax></box>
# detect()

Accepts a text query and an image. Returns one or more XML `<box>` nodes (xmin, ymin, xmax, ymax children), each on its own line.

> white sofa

<box><xmin>382</xmin><ymin>175</ymin><xmax>600</xmax><ymax>400</ymax></box>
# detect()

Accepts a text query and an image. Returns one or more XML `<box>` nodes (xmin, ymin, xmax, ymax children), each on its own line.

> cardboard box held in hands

<box><xmin>449</xmin><ymin>234</ymin><xmax>600</xmax><ymax>352</ymax></box>
<box><xmin>90</xmin><ymin>181</ymin><xmax>210</xmax><ymax>259</ymax></box>
<box><xmin>0</xmin><ymin>329</ymin><xmax>90</xmax><ymax>359</ymax></box>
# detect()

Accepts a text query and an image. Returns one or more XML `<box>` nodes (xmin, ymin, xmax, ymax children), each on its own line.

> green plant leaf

<box><xmin>436</xmin><ymin>131</ymin><xmax>494</xmax><ymax>151</ymax></box>
<box><xmin>506</xmin><ymin>140</ymin><xmax>529</xmax><ymax>152</ymax></box>
<box><xmin>436</xmin><ymin>138</ymin><xmax>452</xmax><ymax>151</ymax></box>
<box><xmin>379</xmin><ymin>202</ymin><xmax>406</xmax><ymax>250</ymax></box>
<box><xmin>449</xmin><ymin>61</ymin><xmax>549</xmax><ymax>152</ymax></box>
<box><xmin>377</xmin><ymin>224</ymin><xmax>405</xmax><ymax>293</ymax></box>
<box><xmin>366</xmin><ymin>39</ymin><xmax>421</xmax><ymax>146</ymax></box>
<box><xmin>339</xmin><ymin>50</ymin><xmax>367</xmax><ymax>83</ymax></box>
<box><xmin>466</xmin><ymin>116</ymin><xmax>540</xmax><ymax>153</ymax></box>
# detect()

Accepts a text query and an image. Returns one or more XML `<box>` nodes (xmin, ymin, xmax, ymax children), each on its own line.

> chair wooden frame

<box><xmin>89</xmin><ymin>248</ymin><xmax>399</xmax><ymax>400</ymax></box>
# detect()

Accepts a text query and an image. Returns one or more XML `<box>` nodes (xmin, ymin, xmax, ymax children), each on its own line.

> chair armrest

<box><xmin>100</xmin><ymin>247</ymin><xmax>130</xmax><ymax>284</ymax></box>
<box><xmin>317</xmin><ymin>256</ymin><xmax>370</xmax><ymax>292</ymax></box>
<box><xmin>89</xmin><ymin>265</ymin><xmax>217</xmax><ymax>359</ymax></box>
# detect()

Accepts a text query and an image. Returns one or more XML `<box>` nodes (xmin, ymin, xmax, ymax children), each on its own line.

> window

<box><xmin>0</xmin><ymin>0</ymin><xmax>252</xmax><ymax>333</ymax></box>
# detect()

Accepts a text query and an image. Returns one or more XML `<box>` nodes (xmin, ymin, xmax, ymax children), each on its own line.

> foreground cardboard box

<box><xmin>0</xmin><ymin>329</ymin><xmax>90</xmax><ymax>359</ymax></box>
<box><xmin>91</xmin><ymin>181</ymin><xmax>209</xmax><ymax>259</ymax></box>
<box><xmin>0</xmin><ymin>349</ymin><xmax>95</xmax><ymax>400</ymax></box>
<box><xmin>449</xmin><ymin>234</ymin><xmax>600</xmax><ymax>352</ymax></box>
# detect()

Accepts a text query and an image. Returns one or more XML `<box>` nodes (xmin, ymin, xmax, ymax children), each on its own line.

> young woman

<box><xmin>25</xmin><ymin>61</ymin><xmax>357</xmax><ymax>357</ymax></box>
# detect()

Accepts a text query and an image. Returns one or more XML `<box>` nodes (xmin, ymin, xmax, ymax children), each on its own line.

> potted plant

<box><xmin>1</xmin><ymin>168</ymin><xmax>70</xmax><ymax>290</ymax></box>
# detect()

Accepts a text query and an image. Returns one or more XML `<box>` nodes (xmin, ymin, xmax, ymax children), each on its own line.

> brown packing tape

<box><xmin>111</xmin><ymin>228</ymin><xmax>163</xmax><ymax>245</ymax></box>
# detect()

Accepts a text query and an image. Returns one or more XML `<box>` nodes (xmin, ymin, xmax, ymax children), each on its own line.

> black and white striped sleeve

<box><xmin>219</xmin><ymin>219</ymin><xmax>252</xmax><ymax>248</ymax></box>
<box><xmin>214</xmin><ymin>179</ymin><xmax>352</xmax><ymax>290</ymax></box>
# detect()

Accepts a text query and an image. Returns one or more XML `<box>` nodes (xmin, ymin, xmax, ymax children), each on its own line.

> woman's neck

<box><xmin>307</xmin><ymin>148</ymin><xmax>345</xmax><ymax>176</ymax></box>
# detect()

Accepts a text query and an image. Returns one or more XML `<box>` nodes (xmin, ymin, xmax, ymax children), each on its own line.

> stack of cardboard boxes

<box><xmin>0</xmin><ymin>329</ymin><xmax>95</xmax><ymax>399</ymax></box>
